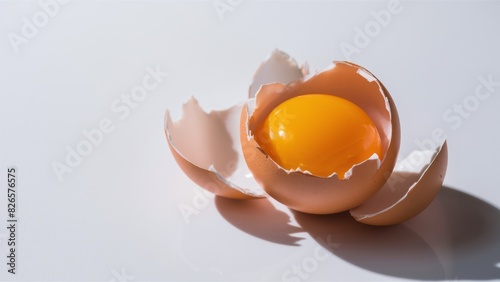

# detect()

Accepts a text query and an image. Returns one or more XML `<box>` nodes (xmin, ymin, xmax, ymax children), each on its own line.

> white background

<box><xmin>1</xmin><ymin>1</ymin><xmax>500</xmax><ymax>281</ymax></box>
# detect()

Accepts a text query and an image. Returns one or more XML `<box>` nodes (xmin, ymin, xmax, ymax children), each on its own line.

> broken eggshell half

<box><xmin>165</xmin><ymin>49</ymin><xmax>448</xmax><ymax>225</ymax></box>
<box><xmin>165</xmin><ymin>99</ymin><xmax>265</xmax><ymax>199</ymax></box>
<box><xmin>350</xmin><ymin>141</ymin><xmax>448</xmax><ymax>226</ymax></box>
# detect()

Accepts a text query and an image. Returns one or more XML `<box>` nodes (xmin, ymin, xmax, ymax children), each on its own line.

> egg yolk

<box><xmin>255</xmin><ymin>94</ymin><xmax>383</xmax><ymax>179</ymax></box>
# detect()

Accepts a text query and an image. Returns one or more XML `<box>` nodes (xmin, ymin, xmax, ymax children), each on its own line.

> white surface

<box><xmin>1</xmin><ymin>1</ymin><xmax>500</xmax><ymax>281</ymax></box>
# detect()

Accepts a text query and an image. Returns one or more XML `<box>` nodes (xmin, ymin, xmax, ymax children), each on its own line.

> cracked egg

<box><xmin>165</xmin><ymin>50</ymin><xmax>448</xmax><ymax>226</ymax></box>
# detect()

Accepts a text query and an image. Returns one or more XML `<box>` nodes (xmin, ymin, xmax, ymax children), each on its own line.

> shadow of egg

<box><xmin>215</xmin><ymin>196</ymin><xmax>303</xmax><ymax>246</ymax></box>
<box><xmin>410</xmin><ymin>186</ymin><xmax>500</xmax><ymax>280</ymax></box>
<box><xmin>293</xmin><ymin>186</ymin><xmax>500</xmax><ymax>280</ymax></box>
<box><xmin>293</xmin><ymin>210</ymin><xmax>445</xmax><ymax>280</ymax></box>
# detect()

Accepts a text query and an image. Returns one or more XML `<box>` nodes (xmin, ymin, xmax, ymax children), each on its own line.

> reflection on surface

<box><xmin>215</xmin><ymin>197</ymin><xmax>303</xmax><ymax>246</ymax></box>
<box><xmin>295</xmin><ymin>186</ymin><xmax>500</xmax><ymax>280</ymax></box>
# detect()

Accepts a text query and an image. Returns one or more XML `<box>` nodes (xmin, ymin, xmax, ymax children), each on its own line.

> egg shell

<box><xmin>350</xmin><ymin>141</ymin><xmax>448</xmax><ymax>226</ymax></box>
<box><xmin>240</xmin><ymin>61</ymin><xmax>401</xmax><ymax>214</ymax></box>
<box><xmin>165</xmin><ymin>99</ymin><xmax>264</xmax><ymax>199</ymax></box>
<box><xmin>248</xmin><ymin>49</ymin><xmax>308</xmax><ymax>98</ymax></box>
<box><xmin>164</xmin><ymin>50</ymin><xmax>308</xmax><ymax>200</ymax></box>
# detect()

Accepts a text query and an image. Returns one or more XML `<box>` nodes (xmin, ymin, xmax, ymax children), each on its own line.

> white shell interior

<box><xmin>165</xmin><ymin>98</ymin><xmax>265</xmax><ymax>197</ymax></box>
<box><xmin>249</xmin><ymin>49</ymin><xmax>306</xmax><ymax>98</ymax></box>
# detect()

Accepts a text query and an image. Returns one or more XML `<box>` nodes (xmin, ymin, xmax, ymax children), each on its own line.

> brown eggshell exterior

<box><xmin>351</xmin><ymin>141</ymin><xmax>448</xmax><ymax>226</ymax></box>
<box><xmin>165</xmin><ymin>129</ymin><xmax>255</xmax><ymax>200</ymax></box>
<box><xmin>240</xmin><ymin>63</ymin><xmax>401</xmax><ymax>214</ymax></box>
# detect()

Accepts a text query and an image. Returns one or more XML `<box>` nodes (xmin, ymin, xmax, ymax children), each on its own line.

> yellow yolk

<box><xmin>255</xmin><ymin>94</ymin><xmax>383</xmax><ymax>179</ymax></box>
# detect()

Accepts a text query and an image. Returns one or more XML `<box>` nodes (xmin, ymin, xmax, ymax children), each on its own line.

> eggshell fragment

<box><xmin>249</xmin><ymin>49</ymin><xmax>308</xmax><ymax>98</ymax></box>
<box><xmin>240</xmin><ymin>60</ymin><xmax>402</xmax><ymax>214</ymax></box>
<box><xmin>165</xmin><ymin>98</ymin><xmax>265</xmax><ymax>199</ymax></box>
<box><xmin>350</xmin><ymin>141</ymin><xmax>448</xmax><ymax>226</ymax></box>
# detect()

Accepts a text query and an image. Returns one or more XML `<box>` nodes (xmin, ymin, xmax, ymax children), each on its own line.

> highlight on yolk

<box><xmin>255</xmin><ymin>94</ymin><xmax>383</xmax><ymax>179</ymax></box>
